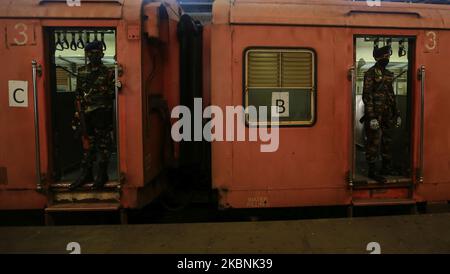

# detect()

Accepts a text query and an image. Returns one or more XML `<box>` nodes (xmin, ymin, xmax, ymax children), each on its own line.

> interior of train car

<box><xmin>353</xmin><ymin>36</ymin><xmax>414</xmax><ymax>186</ymax></box>
<box><xmin>46</xmin><ymin>28</ymin><xmax>119</xmax><ymax>186</ymax></box>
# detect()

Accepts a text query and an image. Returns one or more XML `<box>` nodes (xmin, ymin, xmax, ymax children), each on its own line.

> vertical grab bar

<box><xmin>348</xmin><ymin>66</ymin><xmax>356</xmax><ymax>187</ymax></box>
<box><xmin>32</xmin><ymin>60</ymin><xmax>43</xmax><ymax>191</ymax></box>
<box><xmin>114</xmin><ymin>62</ymin><xmax>122</xmax><ymax>187</ymax></box>
<box><xmin>417</xmin><ymin>65</ymin><xmax>425</xmax><ymax>183</ymax></box>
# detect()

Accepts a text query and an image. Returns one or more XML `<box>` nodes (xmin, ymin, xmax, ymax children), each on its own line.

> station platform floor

<box><xmin>1</xmin><ymin>212</ymin><xmax>449</xmax><ymax>254</ymax></box>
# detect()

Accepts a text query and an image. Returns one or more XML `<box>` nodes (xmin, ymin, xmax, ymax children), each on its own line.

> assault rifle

<box><xmin>58</xmin><ymin>64</ymin><xmax>90</xmax><ymax>149</ymax></box>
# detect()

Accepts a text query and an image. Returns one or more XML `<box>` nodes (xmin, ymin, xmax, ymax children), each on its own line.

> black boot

<box><xmin>368</xmin><ymin>163</ymin><xmax>386</xmax><ymax>183</ymax></box>
<box><xmin>69</xmin><ymin>167</ymin><xmax>94</xmax><ymax>191</ymax></box>
<box><xmin>92</xmin><ymin>162</ymin><xmax>109</xmax><ymax>190</ymax></box>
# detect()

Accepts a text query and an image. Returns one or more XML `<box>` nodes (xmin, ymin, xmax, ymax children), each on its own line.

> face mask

<box><xmin>378</xmin><ymin>58</ymin><xmax>389</xmax><ymax>68</ymax></box>
<box><xmin>88</xmin><ymin>52</ymin><xmax>102</xmax><ymax>64</ymax></box>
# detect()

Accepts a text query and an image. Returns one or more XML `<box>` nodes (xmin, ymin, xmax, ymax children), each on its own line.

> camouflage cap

<box><xmin>85</xmin><ymin>41</ymin><xmax>103</xmax><ymax>52</ymax></box>
<box><xmin>373</xmin><ymin>45</ymin><xmax>392</xmax><ymax>60</ymax></box>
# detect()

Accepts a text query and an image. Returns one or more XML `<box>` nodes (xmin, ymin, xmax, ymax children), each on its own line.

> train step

<box><xmin>44</xmin><ymin>202</ymin><xmax>127</xmax><ymax>225</ymax></box>
<box><xmin>45</xmin><ymin>202</ymin><xmax>121</xmax><ymax>213</ymax></box>
<box><xmin>348</xmin><ymin>198</ymin><xmax>417</xmax><ymax>217</ymax></box>
<box><xmin>49</xmin><ymin>181</ymin><xmax>121</xmax><ymax>203</ymax></box>
<box><xmin>353</xmin><ymin>175</ymin><xmax>412</xmax><ymax>189</ymax></box>
<box><xmin>352</xmin><ymin>198</ymin><xmax>416</xmax><ymax>207</ymax></box>
<box><xmin>50</xmin><ymin>181</ymin><xmax>120</xmax><ymax>192</ymax></box>
<box><xmin>49</xmin><ymin>182</ymin><xmax>121</xmax><ymax>203</ymax></box>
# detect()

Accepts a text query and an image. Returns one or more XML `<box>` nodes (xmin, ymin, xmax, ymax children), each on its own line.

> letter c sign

<box><xmin>9</xmin><ymin>81</ymin><xmax>28</xmax><ymax>107</ymax></box>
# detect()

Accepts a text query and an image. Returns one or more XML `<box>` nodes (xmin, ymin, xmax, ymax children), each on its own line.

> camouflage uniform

<box><xmin>70</xmin><ymin>41</ymin><xmax>115</xmax><ymax>190</ymax></box>
<box><xmin>76</xmin><ymin>63</ymin><xmax>115</xmax><ymax>173</ymax></box>
<box><xmin>363</xmin><ymin>66</ymin><xmax>400</xmax><ymax>167</ymax></box>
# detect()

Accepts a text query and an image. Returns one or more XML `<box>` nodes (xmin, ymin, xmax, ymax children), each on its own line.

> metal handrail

<box><xmin>418</xmin><ymin>65</ymin><xmax>425</xmax><ymax>183</ymax></box>
<box><xmin>32</xmin><ymin>60</ymin><xmax>43</xmax><ymax>191</ymax></box>
<box><xmin>114</xmin><ymin>62</ymin><xmax>122</xmax><ymax>188</ymax></box>
<box><xmin>349</xmin><ymin>66</ymin><xmax>356</xmax><ymax>187</ymax></box>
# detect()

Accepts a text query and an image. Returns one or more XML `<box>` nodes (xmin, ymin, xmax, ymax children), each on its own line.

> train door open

<box><xmin>46</xmin><ymin>28</ymin><xmax>118</xmax><ymax>187</ymax></box>
<box><xmin>352</xmin><ymin>36</ymin><xmax>415</xmax><ymax>186</ymax></box>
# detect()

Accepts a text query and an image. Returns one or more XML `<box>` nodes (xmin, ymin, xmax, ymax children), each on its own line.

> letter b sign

<box><xmin>272</xmin><ymin>92</ymin><xmax>289</xmax><ymax>118</ymax></box>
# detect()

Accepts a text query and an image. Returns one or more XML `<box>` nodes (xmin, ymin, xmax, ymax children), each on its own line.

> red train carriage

<box><xmin>0</xmin><ymin>0</ymin><xmax>188</xmax><ymax>216</ymax></box>
<box><xmin>210</xmin><ymin>0</ymin><xmax>450</xmax><ymax>211</ymax></box>
<box><xmin>1</xmin><ymin>0</ymin><xmax>450</xmax><ymax>219</ymax></box>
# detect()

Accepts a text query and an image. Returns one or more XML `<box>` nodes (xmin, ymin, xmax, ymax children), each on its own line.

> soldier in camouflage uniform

<box><xmin>362</xmin><ymin>45</ymin><xmax>402</xmax><ymax>181</ymax></box>
<box><xmin>69</xmin><ymin>41</ymin><xmax>115</xmax><ymax>190</ymax></box>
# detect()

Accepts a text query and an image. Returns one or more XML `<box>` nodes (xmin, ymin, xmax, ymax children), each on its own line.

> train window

<box><xmin>54</xmin><ymin>30</ymin><xmax>116</xmax><ymax>93</ymax></box>
<box><xmin>55</xmin><ymin>67</ymin><xmax>70</xmax><ymax>92</ymax></box>
<box><xmin>244</xmin><ymin>48</ymin><xmax>316</xmax><ymax>126</ymax></box>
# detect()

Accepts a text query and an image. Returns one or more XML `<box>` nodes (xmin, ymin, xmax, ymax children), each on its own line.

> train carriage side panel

<box><xmin>0</xmin><ymin>0</ymin><xmax>181</xmax><ymax>210</ymax></box>
<box><xmin>416</xmin><ymin>29</ymin><xmax>450</xmax><ymax>202</ymax></box>
<box><xmin>112</xmin><ymin>0</ymin><xmax>183</xmax><ymax>208</ymax></box>
<box><xmin>211</xmin><ymin>0</ymin><xmax>450</xmax><ymax>209</ymax></box>
<box><xmin>0</xmin><ymin>18</ymin><xmax>49</xmax><ymax>209</ymax></box>
<box><xmin>163</xmin><ymin>4</ymin><xmax>182</xmax><ymax>162</ymax></box>
<box><xmin>211</xmin><ymin>0</ymin><xmax>234</xmax><ymax>206</ymax></box>
<box><xmin>228</xmin><ymin>25</ymin><xmax>353</xmax><ymax>208</ymax></box>
<box><xmin>137</xmin><ymin>2</ymin><xmax>182</xmax><ymax>208</ymax></box>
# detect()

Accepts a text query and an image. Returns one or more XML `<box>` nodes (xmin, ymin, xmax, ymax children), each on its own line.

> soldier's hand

<box><xmin>72</xmin><ymin>112</ymin><xmax>81</xmax><ymax>131</ymax></box>
<box><xmin>369</xmin><ymin>119</ymin><xmax>380</xmax><ymax>130</ymax></box>
<box><xmin>396</xmin><ymin>116</ymin><xmax>402</xmax><ymax>128</ymax></box>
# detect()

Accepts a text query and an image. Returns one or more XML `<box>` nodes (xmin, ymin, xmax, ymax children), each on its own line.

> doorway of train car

<box><xmin>46</xmin><ymin>27</ymin><xmax>118</xmax><ymax>186</ymax></box>
<box><xmin>353</xmin><ymin>35</ymin><xmax>415</xmax><ymax>185</ymax></box>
